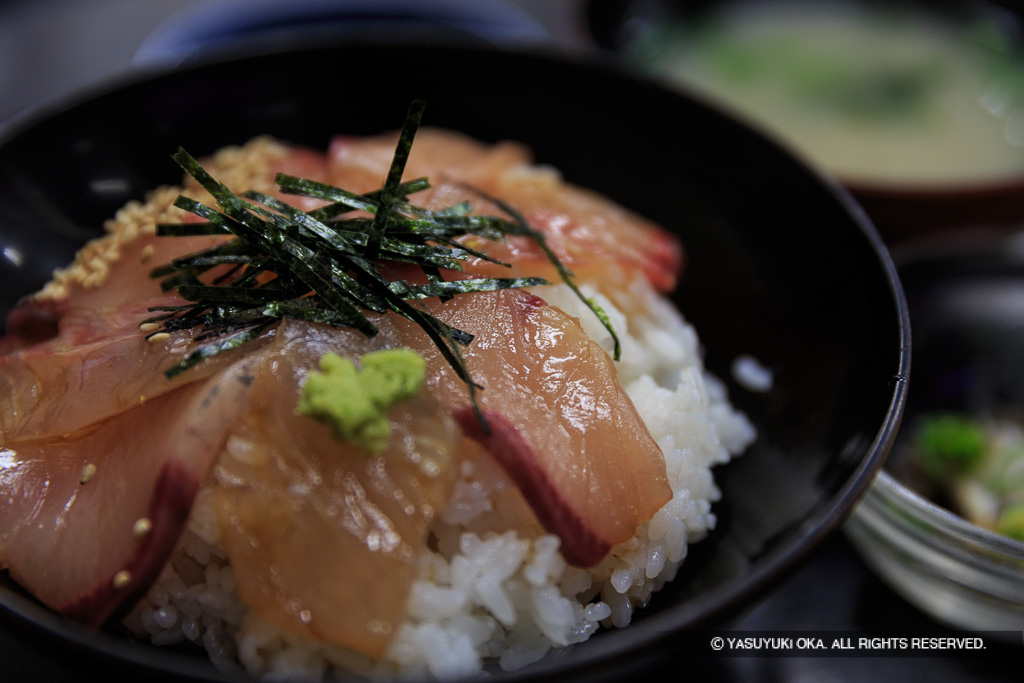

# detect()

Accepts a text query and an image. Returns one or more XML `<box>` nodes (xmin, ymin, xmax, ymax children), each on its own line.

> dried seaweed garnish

<box><xmin>463</xmin><ymin>186</ymin><xmax>622</xmax><ymax>361</ymax></box>
<box><xmin>148</xmin><ymin>100</ymin><xmax>617</xmax><ymax>426</ymax></box>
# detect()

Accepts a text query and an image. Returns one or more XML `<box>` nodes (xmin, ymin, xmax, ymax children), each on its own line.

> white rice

<box><xmin>123</xmin><ymin>271</ymin><xmax>757</xmax><ymax>680</ymax></box>
<box><xmin>731</xmin><ymin>354</ymin><xmax>774</xmax><ymax>393</ymax></box>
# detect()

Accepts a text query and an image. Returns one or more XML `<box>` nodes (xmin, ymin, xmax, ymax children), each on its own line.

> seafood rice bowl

<box><xmin>0</xmin><ymin>106</ymin><xmax>755</xmax><ymax>680</ymax></box>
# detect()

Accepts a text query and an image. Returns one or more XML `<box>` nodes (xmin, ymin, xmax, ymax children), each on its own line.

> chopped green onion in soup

<box><xmin>626</xmin><ymin>1</ymin><xmax>1024</xmax><ymax>185</ymax></box>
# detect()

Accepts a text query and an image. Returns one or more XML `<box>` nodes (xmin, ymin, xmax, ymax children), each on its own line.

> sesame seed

<box><xmin>147</xmin><ymin>332</ymin><xmax>171</xmax><ymax>345</ymax></box>
<box><xmin>87</xmin><ymin>256</ymin><xmax>108</xmax><ymax>274</ymax></box>
<box><xmin>140</xmin><ymin>245</ymin><xmax>154</xmax><ymax>263</ymax></box>
<box><xmin>80</xmin><ymin>463</ymin><xmax>97</xmax><ymax>484</ymax></box>
<box><xmin>112</xmin><ymin>570</ymin><xmax>132</xmax><ymax>590</ymax></box>
<box><xmin>132</xmin><ymin>518</ymin><xmax>152</xmax><ymax>538</ymax></box>
<box><xmin>139</xmin><ymin>322</ymin><xmax>160</xmax><ymax>334</ymax></box>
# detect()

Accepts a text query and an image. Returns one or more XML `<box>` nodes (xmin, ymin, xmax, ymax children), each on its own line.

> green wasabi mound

<box><xmin>297</xmin><ymin>349</ymin><xmax>426</xmax><ymax>454</ymax></box>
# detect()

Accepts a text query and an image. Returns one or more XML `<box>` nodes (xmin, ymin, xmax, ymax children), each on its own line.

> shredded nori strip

<box><xmin>149</xmin><ymin>100</ymin><xmax>619</xmax><ymax>427</ymax></box>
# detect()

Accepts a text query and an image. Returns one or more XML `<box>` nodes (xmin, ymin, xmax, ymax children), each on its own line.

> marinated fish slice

<box><xmin>0</xmin><ymin>125</ymin><xmax>692</xmax><ymax>676</ymax></box>
<box><xmin>393</xmin><ymin>289</ymin><xmax>672</xmax><ymax>567</ymax></box>
<box><xmin>210</xmin><ymin>318</ymin><xmax>461</xmax><ymax>658</ymax></box>
<box><xmin>0</xmin><ymin>359</ymin><xmax>257</xmax><ymax>626</ymax></box>
<box><xmin>326</xmin><ymin>129</ymin><xmax>683</xmax><ymax>294</ymax></box>
<box><xmin>0</xmin><ymin>281</ymin><xmax>249</xmax><ymax>446</ymax></box>
<box><xmin>0</xmin><ymin>138</ymin><xmax>332</xmax><ymax>445</ymax></box>
<box><xmin>0</xmin><ymin>202</ymin><xmax>251</xmax><ymax>445</ymax></box>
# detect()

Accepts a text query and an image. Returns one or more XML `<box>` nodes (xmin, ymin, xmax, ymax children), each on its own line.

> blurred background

<box><xmin>8</xmin><ymin>0</ymin><xmax>1024</xmax><ymax>243</ymax></box>
<box><xmin>0</xmin><ymin>0</ymin><xmax>580</xmax><ymax>126</ymax></box>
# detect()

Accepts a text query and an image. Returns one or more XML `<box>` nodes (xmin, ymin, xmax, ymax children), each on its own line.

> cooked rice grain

<box><xmin>121</xmin><ymin>140</ymin><xmax>756</xmax><ymax>680</ymax></box>
<box><xmin>125</xmin><ymin>276</ymin><xmax>755</xmax><ymax>680</ymax></box>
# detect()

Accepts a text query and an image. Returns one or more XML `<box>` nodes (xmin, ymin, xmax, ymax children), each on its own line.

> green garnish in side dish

<box><xmin>998</xmin><ymin>503</ymin><xmax>1024</xmax><ymax>542</ymax></box>
<box><xmin>145</xmin><ymin>100</ymin><xmax>618</xmax><ymax>430</ymax></box>
<box><xmin>912</xmin><ymin>413</ymin><xmax>1024</xmax><ymax>542</ymax></box>
<box><xmin>297</xmin><ymin>349</ymin><xmax>425</xmax><ymax>454</ymax></box>
<box><xmin>915</xmin><ymin>413</ymin><xmax>986</xmax><ymax>479</ymax></box>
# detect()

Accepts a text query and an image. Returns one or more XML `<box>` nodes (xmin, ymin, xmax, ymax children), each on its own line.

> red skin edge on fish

<box><xmin>647</xmin><ymin>229</ymin><xmax>685</xmax><ymax>293</ymax></box>
<box><xmin>58</xmin><ymin>461</ymin><xmax>200</xmax><ymax>627</ymax></box>
<box><xmin>454</xmin><ymin>407</ymin><xmax>611</xmax><ymax>568</ymax></box>
<box><xmin>0</xmin><ymin>297</ymin><xmax>62</xmax><ymax>354</ymax></box>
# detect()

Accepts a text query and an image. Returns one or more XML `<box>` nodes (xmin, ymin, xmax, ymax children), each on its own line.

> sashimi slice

<box><xmin>327</xmin><ymin>129</ymin><xmax>683</xmax><ymax>294</ymax></box>
<box><xmin>0</xmin><ymin>235</ymin><xmax>264</xmax><ymax>446</ymax></box>
<box><xmin>208</xmin><ymin>318</ymin><xmax>462</xmax><ymax>658</ymax></box>
<box><xmin>393</xmin><ymin>288</ymin><xmax>672</xmax><ymax>567</ymax></box>
<box><xmin>0</xmin><ymin>138</ymin><xmax>329</xmax><ymax>445</ymax></box>
<box><xmin>0</xmin><ymin>358</ymin><xmax>257</xmax><ymax>626</ymax></box>
<box><xmin>0</xmin><ymin>128</ymin><xmax>681</xmax><ymax>656</ymax></box>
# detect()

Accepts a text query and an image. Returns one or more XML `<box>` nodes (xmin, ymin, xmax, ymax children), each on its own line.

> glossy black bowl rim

<box><xmin>863</xmin><ymin>228</ymin><xmax>1024</xmax><ymax>555</ymax></box>
<box><xmin>0</xmin><ymin>40</ymin><xmax>911</xmax><ymax>681</ymax></box>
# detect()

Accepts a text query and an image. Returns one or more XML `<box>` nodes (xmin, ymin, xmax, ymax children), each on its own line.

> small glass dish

<box><xmin>847</xmin><ymin>469</ymin><xmax>1024</xmax><ymax>632</ymax></box>
<box><xmin>846</xmin><ymin>230</ymin><xmax>1024</xmax><ymax>633</ymax></box>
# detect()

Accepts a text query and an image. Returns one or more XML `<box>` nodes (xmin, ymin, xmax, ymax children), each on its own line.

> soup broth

<box><xmin>628</xmin><ymin>1</ymin><xmax>1024</xmax><ymax>185</ymax></box>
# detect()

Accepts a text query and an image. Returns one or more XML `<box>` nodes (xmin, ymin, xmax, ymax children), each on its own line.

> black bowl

<box><xmin>889</xmin><ymin>229</ymin><xmax>1024</xmax><ymax>466</ymax></box>
<box><xmin>844</xmin><ymin>229</ymin><xmax>1024</xmax><ymax>633</ymax></box>
<box><xmin>0</xmin><ymin>42</ymin><xmax>908</xmax><ymax>681</ymax></box>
